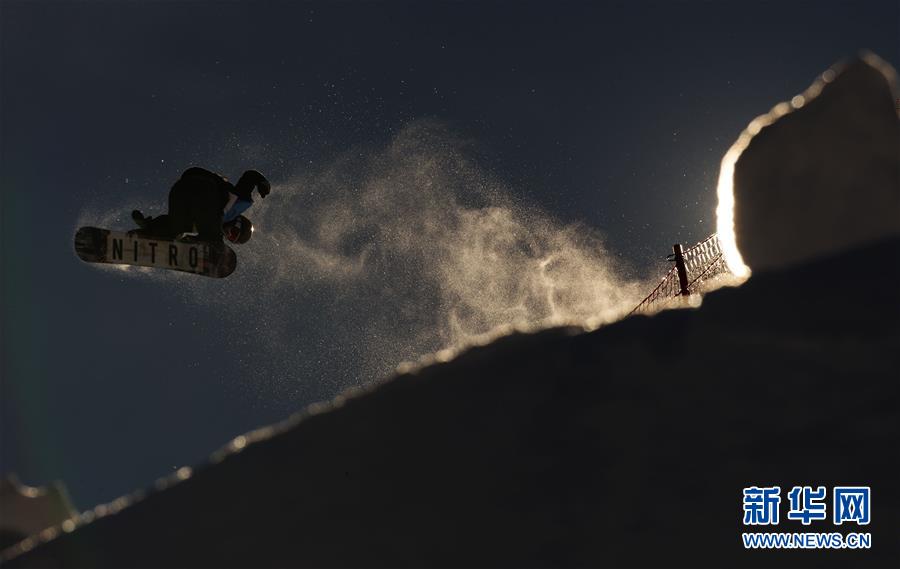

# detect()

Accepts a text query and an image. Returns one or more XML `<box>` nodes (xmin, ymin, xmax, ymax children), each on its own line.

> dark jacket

<box><xmin>180</xmin><ymin>167</ymin><xmax>265</xmax><ymax>209</ymax></box>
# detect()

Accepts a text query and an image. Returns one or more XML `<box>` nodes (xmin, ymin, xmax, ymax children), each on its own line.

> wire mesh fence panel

<box><xmin>630</xmin><ymin>234</ymin><xmax>731</xmax><ymax>315</ymax></box>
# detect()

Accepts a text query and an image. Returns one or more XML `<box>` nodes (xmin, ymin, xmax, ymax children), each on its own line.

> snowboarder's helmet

<box><xmin>225</xmin><ymin>215</ymin><xmax>253</xmax><ymax>244</ymax></box>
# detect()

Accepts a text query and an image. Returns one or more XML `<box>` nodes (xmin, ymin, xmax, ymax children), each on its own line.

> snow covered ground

<box><xmin>6</xmin><ymin>235</ymin><xmax>899</xmax><ymax>568</ymax></box>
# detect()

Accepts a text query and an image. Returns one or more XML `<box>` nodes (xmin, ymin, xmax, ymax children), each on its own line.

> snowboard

<box><xmin>74</xmin><ymin>227</ymin><xmax>237</xmax><ymax>278</ymax></box>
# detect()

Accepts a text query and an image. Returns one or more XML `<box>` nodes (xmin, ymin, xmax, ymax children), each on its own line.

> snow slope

<box><xmin>6</xmin><ymin>236</ymin><xmax>899</xmax><ymax>567</ymax></box>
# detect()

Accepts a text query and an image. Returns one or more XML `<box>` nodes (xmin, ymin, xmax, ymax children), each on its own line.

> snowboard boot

<box><xmin>131</xmin><ymin>210</ymin><xmax>150</xmax><ymax>228</ymax></box>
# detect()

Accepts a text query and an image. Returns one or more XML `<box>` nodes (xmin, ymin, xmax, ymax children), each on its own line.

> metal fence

<box><xmin>629</xmin><ymin>233</ymin><xmax>730</xmax><ymax>315</ymax></box>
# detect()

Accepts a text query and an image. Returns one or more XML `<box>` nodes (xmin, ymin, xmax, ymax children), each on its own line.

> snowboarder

<box><xmin>131</xmin><ymin>167</ymin><xmax>271</xmax><ymax>245</ymax></box>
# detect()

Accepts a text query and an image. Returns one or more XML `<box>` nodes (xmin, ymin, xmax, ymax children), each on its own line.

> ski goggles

<box><xmin>225</xmin><ymin>219</ymin><xmax>243</xmax><ymax>242</ymax></box>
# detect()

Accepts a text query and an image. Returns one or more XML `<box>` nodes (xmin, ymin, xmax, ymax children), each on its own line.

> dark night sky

<box><xmin>1</xmin><ymin>1</ymin><xmax>897</xmax><ymax>509</ymax></box>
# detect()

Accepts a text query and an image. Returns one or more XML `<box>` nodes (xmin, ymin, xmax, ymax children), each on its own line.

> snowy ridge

<box><xmin>5</xmin><ymin>236</ymin><xmax>899</xmax><ymax>568</ymax></box>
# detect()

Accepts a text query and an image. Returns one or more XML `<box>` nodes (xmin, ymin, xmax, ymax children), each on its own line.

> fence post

<box><xmin>673</xmin><ymin>244</ymin><xmax>690</xmax><ymax>297</ymax></box>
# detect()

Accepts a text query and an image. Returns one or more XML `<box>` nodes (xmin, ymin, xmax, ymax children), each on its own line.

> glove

<box><xmin>238</xmin><ymin>170</ymin><xmax>271</xmax><ymax>199</ymax></box>
<box><xmin>235</xmin><ymin>170</ymin><xmax>270</xmax><ymax>200</ymax></box>
<box><xmin>257</xmin><ymin>177</ymin><xmax>271</xmax><ymax>199</ymax></box>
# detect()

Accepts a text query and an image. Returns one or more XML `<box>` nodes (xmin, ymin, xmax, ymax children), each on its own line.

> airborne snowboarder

<box><xmin>74</xmin><ymin>167</ymin><xmax>272</xmax><ymax>278</ymax></box>
<box><xmin>131</xmin><ymin>166</ymin><xmax>271</xmax><ymax>245</ymax></box>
